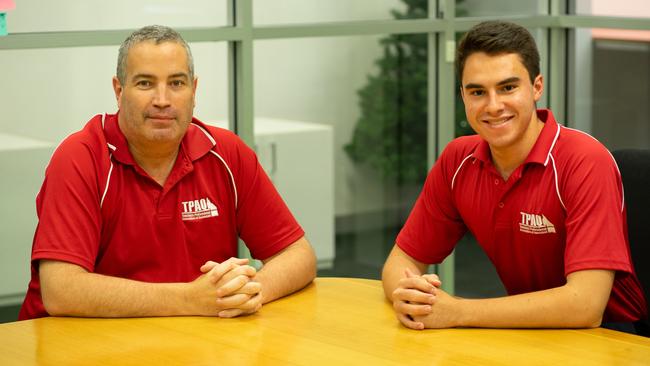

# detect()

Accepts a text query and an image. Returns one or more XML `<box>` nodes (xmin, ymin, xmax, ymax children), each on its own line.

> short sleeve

<box><xmin>562</xmin><ymin>146</ymin><xmax>632</xmax><ymax>275</ymax></box>
<box><xmin>229</xmin><ymin>138</ymin><xmax>304</xmax><ymax>260</ymax></box>
<box><xmin>396</xmin><ymin>144</ymin><xmax>467</xmax><ymax>264</ymax></box>
<box><xmin>32</xmin><ymin>137</ymin><xmax>103</xmax><ymax>272</ymax></box>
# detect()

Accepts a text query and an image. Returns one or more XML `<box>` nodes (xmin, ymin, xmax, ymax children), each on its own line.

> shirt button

<box><xmin>494</xmin><ymin>179</ymin><xmax>500</xmax><ymax>185</ymax></box>
<box><xmin>498</xmin><ymin>202</ymin><xmax>504</xmax><ymax>208</ymax></box>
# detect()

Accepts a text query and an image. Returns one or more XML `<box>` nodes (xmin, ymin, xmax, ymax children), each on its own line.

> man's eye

<box><xmin>136</xmin><ymin>80</ymin><xmax>152</xmax><ymax>87</ymax></box>
<box><xmin>502</xmin><ymin>85</ymin><xmax>517</xmax><ymax>92</ymax></box>
<box><xmin>470</xmin><ymin>90</ymin><xmax>484</xmax><ymax>96</ymax></box>
<box><xmin>171</xmin><ymin>80</ymin><xmax>185</xmax><ymax>87</ymax></box>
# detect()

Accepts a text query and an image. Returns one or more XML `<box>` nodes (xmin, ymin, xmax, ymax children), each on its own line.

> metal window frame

<box><xmin>1</xmin><ymin>0</ymin><xmax>649</xmax><ymax>294</ymax></box>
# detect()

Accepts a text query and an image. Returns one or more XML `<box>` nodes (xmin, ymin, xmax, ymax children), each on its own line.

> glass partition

<box><xmin>254</xmin><ymin>0</ymin><xmax>424</xmax><ymax>25</ymax></box>
<box><xmin>574</xmin><ymin>0</ymin><xmax>650</xmax><ymax>17</ymax></box>
<box><xmin>5</xmin><ymin>0</ymin><xmax>229</xmax><ymax>33</ymax></box>
<box><xmin>569</xmin><ymin>28</ymin><xmax>650</xmax><ymax>150</ymax></box>
<box><xmin>0</xmin><ymin>42</ymin><xmax>229</xmax><ymax>142</ymax></box>
<box><xmin>254</xmin><ymin>34</ymin><xmax>429</xmax><ymax>277</ymax></box>
<box><xmin>456</xmin><ymin>0</ymin><xmax>547</xmax><ymax>17</ymax></box>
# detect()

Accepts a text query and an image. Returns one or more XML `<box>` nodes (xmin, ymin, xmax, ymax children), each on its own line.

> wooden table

<box><xmin>1</xmin><ymin>278</ymin><xmax>649</xmax><ymax>365</ymax></box>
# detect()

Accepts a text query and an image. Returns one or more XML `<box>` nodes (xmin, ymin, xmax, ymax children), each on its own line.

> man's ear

<box><xmin>192</xmin><ymin>77</ymin><xmax>198</xmax><ymax>108</ymax></box>
<box><xmin>112</xmin><ymin>76</ymin><xmax>123</xmax><ymax>108</ymax></box>
<box><xmin>532</xmin><ymin>74</ymin><xmax>544</xmax><ymax>102</ymax></box>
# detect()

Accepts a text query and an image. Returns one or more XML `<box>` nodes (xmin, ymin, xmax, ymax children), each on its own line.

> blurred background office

<box><xmin>1</xmin><ymin>0</ymin><xmax>649</xmax><ymax>322</ymax></box>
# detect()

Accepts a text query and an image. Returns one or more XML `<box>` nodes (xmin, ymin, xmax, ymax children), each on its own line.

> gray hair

<box><xmin>116</xmin><ymin>25</ymin><xmax>194</xmax><ymax>84</ymax></box>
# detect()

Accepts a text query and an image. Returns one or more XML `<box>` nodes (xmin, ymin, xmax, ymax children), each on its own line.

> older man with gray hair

<box><xmin>19</xmin><ymin>25</ymin><xmax>316</xmax><ymax>320</ymax></box>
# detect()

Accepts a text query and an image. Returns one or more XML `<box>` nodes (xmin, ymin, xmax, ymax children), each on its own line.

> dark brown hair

<box><xmin>456</xmin><ymin>21</ymin><xmax>540</xmax><ymax>84</ymax></box>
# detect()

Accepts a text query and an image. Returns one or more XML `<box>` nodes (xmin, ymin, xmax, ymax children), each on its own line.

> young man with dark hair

<box><xmin>382</xmin><ymin>21</ymin><xmax>647</xmax><ymax>334</ymax></box>
<box><xmin>19</xmin><ymin>25</ymin><xmax>316</xmax><ymax>320</ymax></box>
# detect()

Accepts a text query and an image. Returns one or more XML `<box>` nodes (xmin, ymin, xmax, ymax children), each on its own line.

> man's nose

<box><xmin>485</xmin><ymin>92</ymin><xmax>504</xmax><ymax>115</ymax></box>
<box><xmin>152</xmin><ymin>85</ymin><xmax>171</xmax><ymax>108</ymax></box>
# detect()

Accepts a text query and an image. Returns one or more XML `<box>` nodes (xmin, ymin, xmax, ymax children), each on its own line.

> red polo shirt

<box><xmin>19</xmin><ymin>113</ymin><xmax>304</xmax><ymax>320</ymax></box>
<box><xmin>397</xmin><ymin>109</ymin><xmax>647</xmax><ymax>323</ymax></box>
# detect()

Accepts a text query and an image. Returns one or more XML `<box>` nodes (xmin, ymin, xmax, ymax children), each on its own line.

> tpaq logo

<box><xmin>181</xmin><ymin>197</ymin><xmax>218</xmax><ymax>221</ymax></box>
<box><xmin>519</xmin><ymin>212</ymin><xmax>555</xmax><ymax>234</ymax></box>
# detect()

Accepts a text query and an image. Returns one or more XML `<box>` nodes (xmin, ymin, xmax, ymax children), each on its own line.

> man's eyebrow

<box><xmin>130</xmin><ymin>72</ymin><xmax>189</xmax><ymax>81</ymax></box>
<box><xmin>464</xmin><ymin>82</ymin><xmax>483</xmax><ymax>89</ymax></box>
<box><xmin>463</xmin><ymin>77</ymin><xmax>521</xmax><ymax>89</ymax></box>
<box><xmin>169</xmin><ymin>73</ymin><xmax>190</xmax><ymax>80</ymax></box>
<box><xmin>497</xmin><ymin>77</ymin><xmax>520</xmax><ymax>85</ymax></box>
<box><xmin>131</xmin><ymin>73</ymin><xmax>155</xmax><ymax>80</ymax></box>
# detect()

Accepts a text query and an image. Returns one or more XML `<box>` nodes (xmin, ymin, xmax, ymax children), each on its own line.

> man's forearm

<box><xmin>420</xmin><ymin>269</ymin><xmax>615</xmax><ymax>329</ymax></box>
<box><xmin>455</xmin><ymin>286</ymin><xmax>601</xmax><ymax>328</ymax></box>
<box><xmin>41</xmin><ymin>261</ymin><xmax>191</xmax><ymax>317</ymax></box>
<box><xmin>255</xmin><ymin>237</ymin><xmax>316</xmax><ymax>304</ymax></box>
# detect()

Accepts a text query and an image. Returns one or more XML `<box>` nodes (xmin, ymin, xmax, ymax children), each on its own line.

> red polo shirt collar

<box><xmin>472</xmin><ymin>109</ymin><xmax>560</xmax><ymax>167</ymax></box>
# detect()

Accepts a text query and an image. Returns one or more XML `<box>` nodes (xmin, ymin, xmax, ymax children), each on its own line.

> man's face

<box><xmin>460</xmin><ymin>52</ymin><xmax>543</xmax><ymax>154</ymax></box>
<box><xmin>112</xmin><ymin>41</ymin><xmax>197</xmax><ymax>148</ymax></box>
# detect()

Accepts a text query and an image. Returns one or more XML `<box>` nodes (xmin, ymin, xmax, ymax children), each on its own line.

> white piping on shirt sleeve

<box><xmin>210</xmin><ymin>150</ymin><xmax>238</xmax><ymax>209</ymax></box>
<box><xmin>549</xmin><ymin>153</ymin><xmax>567</xmax><ymax>211</ymax></box>
<box><xmin>100</xmin><ymin>153</ymin><xmax>114</xmax><ymax>208</ymax></box>
<box><xmin>543</xmin><ymin>123</ymin><xmax>561</xmax><ymax>166</ymax></box>
<box><xmin>451</xmin><ymin>154</ymin><xmax>474</xmax><ymax>190</ymax></box>
<box><xmin>191</xmin><ymin>123</ymin><xmax>238</xmax><ymax>209</ymax></box>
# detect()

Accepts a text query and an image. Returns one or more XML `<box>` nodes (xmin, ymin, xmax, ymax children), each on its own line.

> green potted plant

<box><xmin>345</xmin><ymin>0</ymin><xmax>470</xmax><ymax>186</ymax></box>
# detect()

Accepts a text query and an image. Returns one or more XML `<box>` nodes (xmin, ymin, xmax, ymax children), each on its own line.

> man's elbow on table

<box><xmin>275</xmin><ymin>237</ymin><xmax>317</xmax><ymax>284</ymax></box>
<box><xmin>41</xmin><ymin>294</ymin><xmax>67</xmax><ymax>317</ymax></box>
<box><xmin>562</xmin><ymin>269</ymin><xmax>613</xmax><ymax>329</ymax></box>
<box><xmin>560</xmin><ymin>303</ymin><xmax>604</xmax><ymax>329</ymax></box>
<box><xmin>39</xmin><ymin>260</ymin><xmax>87</xmax><ymax>316</ymax></box>
<box><xmin>569</xmin><ymin>298</ymin><xmax>606</xmax><ymax>329</ymax></box>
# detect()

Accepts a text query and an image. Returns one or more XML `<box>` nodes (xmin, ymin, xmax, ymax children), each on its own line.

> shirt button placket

<box><xmin>153</xmin><ymin>192</ymin><xmax>160</xmax><ymax>212</ymax></box>
<box><xmin>494</xmin><ymin>177</ymin><xmax>506</xmax><ymax>209</ymax></box>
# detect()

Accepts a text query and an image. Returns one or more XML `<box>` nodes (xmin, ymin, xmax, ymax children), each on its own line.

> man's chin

<box><xmin>146</xmin><ymin>117</ymin><xmax>177</xmax><ymax>127</ymax></box>
<box><xmin>146</xmin><ymin>129</ymin><xmax>180</xmax><ymax>142</ymax></box>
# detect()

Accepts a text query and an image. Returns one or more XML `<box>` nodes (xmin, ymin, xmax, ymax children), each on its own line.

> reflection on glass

<box><xmin>589</xmin><ymin>36</ymin><xmax>649</xmax><ymax>149</ymax></box>
<box><xmin>7</xmin><ymin>0</ymin><xmax>228</xmax><ymax>33</ymax></box>
<box><xmin>457</xmin><ymin>0</ymin><xmax>546</xmax><ymax>17</ymax></box>
<box><xmin>254</xmin><ymin>33</ymin><xmax>428</xmax><ymax>279</ymax></box>
<box><xmin>0</xmin><ymin>43</ymin><xmax>229</xmax><ymax>143</ymax></box>
<box><xmin>574</xmin><ymin>0</ymin><xmax>650</xmax><ymax>17</ymax></box>
<box><xmin>254</xmin><ymin>0</ymin><xmax>425</xmax><ymax>25</ymax></box>
<box><xmin>574</xmin><ymin>0</ymin><xmax>650</xmax><ymax>48</ymax></box>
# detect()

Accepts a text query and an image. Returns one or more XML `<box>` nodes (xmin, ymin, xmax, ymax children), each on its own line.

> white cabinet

<box><xmin>0</xmin><ymin>133</ymin><xmax>54</xmax><ymax>305</ymax></box>
<box><xmin>210</xmin><ymin>118</ymin><xmax>335</xmax><ymax>269</ymax></box>
<box><xmin>255</xmin><ymin>118</ymin><xmax>334</xmax><ymax>269</ymax></box>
